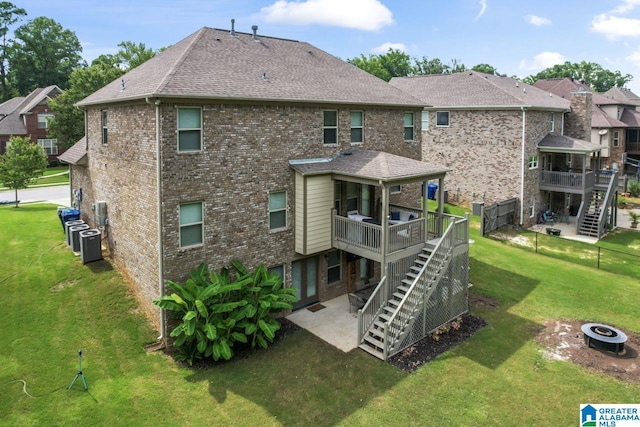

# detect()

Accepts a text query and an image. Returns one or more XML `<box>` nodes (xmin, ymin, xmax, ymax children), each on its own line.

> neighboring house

<box><xmin>534</xmin><ymin>78</ymin><xmax>629</xmax><ymax>171</ymax></box>
<box><xmin>603</xmin><ymin>86</ymin><xmax>640</xmax><ymax>176</ymax></box>
<box><xmin>59</xmin><ymin>26</ymin><xmax>470</xmax><ymax>360</ymax></box>
<box><xmin>0</xmin><ymin>85</ymin><xmax>62</xmax><ymax>163</ymax></box>
<box><xmin>390</xmin><ymin>72</ymin><xmax>617</xmax><ymax>238</ymax></box>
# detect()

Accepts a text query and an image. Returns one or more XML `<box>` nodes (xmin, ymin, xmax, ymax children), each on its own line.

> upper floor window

<box><xmin>421</xmin><ymin>111</ymin><xmax>429</xmax><ymax>130</ymax></box>
<box><xmin>436</xmin><ymin>111</ymin><xmax>450</xmax><ymax>127</ymax></box>
<box><xmin>350</xmin><ymin>111</ymin><xmax>363</xmax><ymax>144</ymax></box>
<box><xmin>323</xmin><ymin>110</ymin><xmax>338</xmax><ymax>145</ymax></box>
<box><xmin>528</xmin><ymin>155</ymin><xmax>539</xmax><ymax>169</ymax></box>
<box><xmin>179</xmin><ymin>202</ymin><xmax>203</xmax><ymax>248</ymax></box>
<box><xmin>178</xmin><ymin>107</ymin><xmax>202</xmax><ymax>151</ymax></box>
<box><xmin>404</xmin><ymin>112</ymin><xmax>414</xmax><ymax>141</ymax></box>
<box><xmin>101</xmin><ymin>110</ymin><xmax>108</xmax><ymax>144</ymax></box>
<box><xmin>550</xmin><ymin>113</ymin><xmax>555</xmax><ymax>132</ymax></box>
<box><xmin>269</xmin><ymin>191</ymin><xmax>287</xmax><ymax>231</ymax></box>
<box><xmin>334</xmin><ymin>182</ymin><xmax>341</xmax><ymax>212</ymax></box>
<box><xmin>38</xmin><ymin>138</ymin><xmax>58</xmax><ymax>155</ymax></box>
<box><xmin>613</xmin><ymin>130</ymin><xmax>620</xmax><ymax>147</ymax></box>
<box><xmin>37</xmin><ymin>113</ymin><xmax>54</xmax><ymax>129</ymax></box>
<box><xmin>346</xmin><ymin>182</ymin><xmax>358</xmax><ymax>213</ymax></box>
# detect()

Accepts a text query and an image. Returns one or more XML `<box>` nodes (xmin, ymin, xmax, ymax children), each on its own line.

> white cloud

<box><xmin>519</xmin><ymin>52</ymin><xmax>565</xmax><ymax>71</ymax></box>
<box><xmin>611</xmin><ymin>0</ymin><xmax>640</xmax><ymax>14</ymax></box>
<box><xmin>259</xmin><ymin>0</ymin><xmax>394</xmax><ymax>31</ymax></box>
<box><xmin>525</xmin><ymin>14</ymin><xmax>551</xmax><ymax>26</ymax></box>
<box><xmin>591</xmin><ymin>14</ymin><xmax>640</xmax><ymax>40</ymax></box>
<box><xmin>626</xmin><ymin>47</ymin><xmax>640</xmax><ymax>67</ymax></box>
<box><xmin>371</xmin><ymin>42</ymin><xmax>407</xmax><ymax>54</ymax></box>
<box><xmin>474</xmin><ymin>0</ymin><xmax>487</xmax><ymax>21</ymax></box>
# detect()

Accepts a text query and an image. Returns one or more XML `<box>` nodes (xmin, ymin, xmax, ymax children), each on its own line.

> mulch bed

<box><xmin>387</xmin><ymin>313</ymin><xmax>487</xmax><ymax>373</ymax></box>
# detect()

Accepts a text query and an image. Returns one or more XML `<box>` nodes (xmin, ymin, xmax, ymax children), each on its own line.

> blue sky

<box><xmin>19</xmin><ymin>0</ymin><xmax>640</xmax><ymax>93</ymax></box>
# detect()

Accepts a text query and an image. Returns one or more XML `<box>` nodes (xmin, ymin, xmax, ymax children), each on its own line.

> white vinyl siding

<box><xmin>295</xmin><ymin>173</ymin><xmax>333</xmax><ymax>255</ymax></box>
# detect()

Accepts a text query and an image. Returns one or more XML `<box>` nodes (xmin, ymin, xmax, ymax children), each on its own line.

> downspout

<box><xmin>146</xmin><ymin>97</ymin><xmax>165</xmax><ymax>342</ymax></box>
<box><xmin>520</xmin><ymin>107</ymin><xmax>526</xmax><ymax>225</ymax></box>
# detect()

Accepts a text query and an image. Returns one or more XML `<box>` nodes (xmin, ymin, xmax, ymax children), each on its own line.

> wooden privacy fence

<box><xmin>481</xmin><ymin>198</ymin><xmax>518</xmax><ymax>236</ymax></box>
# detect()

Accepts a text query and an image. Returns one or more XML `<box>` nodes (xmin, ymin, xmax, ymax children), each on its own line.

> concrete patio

<box><xmin>286</xmin><ymin>294</ymin><xmax>359</xmax><ymax>352</ymax></box>
<box><xmin>529</xmin><ymin>208</ymin><xmax>635</xmax><ymax>243</ymax></box>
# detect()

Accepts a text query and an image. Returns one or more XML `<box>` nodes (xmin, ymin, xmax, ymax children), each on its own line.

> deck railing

<box><xmin>539</xmin><ymin>170</ymin><xmax>595</xmax><ymax>190</ymax></box>
<box><xmin>333</xmin><ymin>215</ymin><xmax>382</xmax><ymax>255</ymax></box>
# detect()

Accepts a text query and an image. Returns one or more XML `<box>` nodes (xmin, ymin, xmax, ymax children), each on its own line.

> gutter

<box><xmin>146</xmin><ymin>97</ymin><xmax>165</xmax><ymax>343</ymax></box>
<box><xmin>520</xmin><ymin>107</ymin><xmax>526</xmax><ymax>226</ymax></box>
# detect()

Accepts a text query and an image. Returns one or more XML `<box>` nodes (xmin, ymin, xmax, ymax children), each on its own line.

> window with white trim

<box><xmin>38</xmin><ymin>138</ymin><xmax>58</xmax><ymax>155</ymax></box>
<box><xmin>323</xmin><ymin>110</ymin><xmax>337</xmax><ymax>145</ymax></box>
<box><xmin>390</xmin><ymin>185</ymin><xmax>402</xmax><ymax>194</ymax></box>
<box><xmin>529</xmin><ymin>197</ymin><xmax>535</xmax><ymax>218</ymax></box>
<box><xmin>436</xmin><ymin>111</ymin><xmax>450</xmax><ymax>127</ymax></box>
<box><xmin>269</xmin><ymin>191</ymin><xmax>287</xmax><ymax>230</ymax></box>
<box><xmin>613</xmin><ymin>130</ymin><xmax>620</xmax><ymax>147</ymax></box>
<box><xmin>38</xmin><ymin>113</ymin><xmax>54</xmax><ymax>129</ymax></box>
<box><xmin>327</xmin><ymin>250</ymin><xmax>341</xmax><ymax>283</ymax></box>
<box><xmin>550</xmin><ymin>113</ymin><xmax>555</xmax><ymax>132</ymax></box>
<box><xmin>101</xmin><ymin>110</ymin><xmax>108</xmax><ymax>145</ymax></box>
<box><xmin>421</xmin><ymin>111</ymin><xmax>429</xmax><ymax>130</ymax></box>
<box><xmin>178</xmin><ymin>107</ymin><xmax>202</xmax><ymax>151</ymax></box>
<box><xmin>404</xmin><ymin>112</ymin><xmax>414</xmax><ymax>141</ymax></box>
<box><xmin>350</xmin><ymin>111</ymin><xmax>363</xmax><ymax>144</ymax></box>
<box><xmin>179</xmin><ymin>202</ymin><xmax>203</xmax><ymax>248</ymax></box>
<box><xmin>528</xmin><ymin>155</ymin><xmax>539</xmax><ymax>169</ymax></box>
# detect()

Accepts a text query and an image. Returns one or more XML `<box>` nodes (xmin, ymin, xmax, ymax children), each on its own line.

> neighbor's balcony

<box><xmin>627</xmin><ymin>140</ymin><xmax>640</xmax><ymax>154</ymax></box>
<box><xmin>539</xmin><ymin>170</ymin><xmax>595</xmax><ymax>194</ymax></box>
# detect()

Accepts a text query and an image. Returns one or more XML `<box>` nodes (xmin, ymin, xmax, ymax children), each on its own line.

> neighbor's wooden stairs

<box><xmin>358</xmin><ymin>243</ymin><xmax>451</xmax><ymax>359</ymax></box>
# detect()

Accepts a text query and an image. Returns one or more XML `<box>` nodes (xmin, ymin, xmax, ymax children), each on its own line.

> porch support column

<box><xmin>422</xmin><ymin>180</ymin><xmax>428</xmax><ymax>241</ymax></box>
<box><xmin>438</xmin><ymin>176</ymin><xmax>445</xmax><ymax>235</ymax></box>
<box><xmin>380</xmin><ymin>181</ymin><xmax>388</xmax><ymax>278</ymax></box>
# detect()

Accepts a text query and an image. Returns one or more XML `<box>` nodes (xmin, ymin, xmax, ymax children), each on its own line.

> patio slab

<box><xmin>286</xmin><ymin>294</ymin><xmax>359</xmax><ymax>352</ymax></box>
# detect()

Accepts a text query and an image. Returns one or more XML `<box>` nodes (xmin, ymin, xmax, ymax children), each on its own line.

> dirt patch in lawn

<box><xmin>535</xmin><ymin>319</ymin><xmax>640</xmax><ymax>384</ymax></box>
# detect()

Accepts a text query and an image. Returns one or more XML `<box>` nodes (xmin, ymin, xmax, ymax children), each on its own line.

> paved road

<box><xmin>0</xmin><ymin>184</ymin><xmax>71</xmax><ymax>207</ymax></box>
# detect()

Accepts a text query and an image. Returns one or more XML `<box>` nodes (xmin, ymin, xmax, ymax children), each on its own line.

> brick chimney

<box><xmin>564</xmin><ymin>91</ymin><xmax>592</xmax><ymax>140</ymax></box>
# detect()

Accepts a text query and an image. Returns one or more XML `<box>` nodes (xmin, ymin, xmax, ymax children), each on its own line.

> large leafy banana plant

<box><xmin>154</xmin><ymin>261</ymin><xmax>298</xmax><ymax>365</ymax></box>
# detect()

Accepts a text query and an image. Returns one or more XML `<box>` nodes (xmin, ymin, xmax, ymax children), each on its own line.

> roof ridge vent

<box><xmin>230</xmin><ymin>19</ymin><xmax>236</xmax><ymax>37</ymax></box>
<box><xmin>252</xmin><ymin>25</ymin><xmax>260</xmax><ymax>42</ymax></box>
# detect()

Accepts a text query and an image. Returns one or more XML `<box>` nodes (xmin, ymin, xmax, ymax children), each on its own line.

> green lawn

<box><xmin>1</xmin><ymin>204</ymin><xmax>638</xmax><ymax>426</ymax></box>
<box><xmin>36</xmin><ymin>166</ymin><xmax>70</xmax><ymax>186</ymax></box>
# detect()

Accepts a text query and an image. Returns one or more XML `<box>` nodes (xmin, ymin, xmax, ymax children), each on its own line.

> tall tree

<box><xmin>47</xmin><ymin>42</ymin><xmax>158</xmax><ymax>149</ymax></box>
<box><xmin>9</xmin><ymin>16</ymin><xmax>82</xmax><ymax>94</ymax></box>
<box><xmin>413</xmin><ymin>57</ymin><xmax>451</xmax><ymax>75</ymax></box>
<box><xmin>524</xmin><ymin>61</ymin><xmax>633</xmax><ymax>92</ymax></box>
<box><xmin>348</xmin><ymin>49</ymin><xmax>413</xmax><ymax>82</ymax></box>
<box><xmin>0</xmin><ymin>136</ymin><xmax>48</xmax><ymax>207</ymax></box>
<box><xmin>0</xmin><ymin>2</ymin><xmax>25</xmax><ymax>101</ymax></box>
<box><xmin>471</xmin><ymin>63</ymin><xmax>503</xmax><ymax>76</ymax></box>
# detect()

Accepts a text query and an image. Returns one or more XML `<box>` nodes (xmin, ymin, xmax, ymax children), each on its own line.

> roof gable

<box><xmin>78</xmin><ymin>27</ymin><xmax>424</xmax><ymax>108</ymax></box>
<box><xmin>389</xmin><ymin>72</ymin><xmax>570</xmax><ymax>110</ymax></box>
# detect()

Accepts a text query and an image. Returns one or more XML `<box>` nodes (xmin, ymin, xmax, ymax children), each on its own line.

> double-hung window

<box><xmin>101</xmin><ymin>110</ymin><xmax>108</xmax><ymax>145</ymax></box>
<box><xmin>269</xmin><ymin>191</ymin><xmax>287</xmax><ymax>230</ymax></box>
<box><xmin>323</xmin><ymin>111</ymin><xmax>338</xmax><ymax>145</ymax></box>
<box><xmin>404</xmin><ymin>112</ymin><xmax>414</xmax><ymax>141</ymax></box>
<box><xmin>421</xmin><ymin>111</ymin><xmax>429</xmax><ymax>130</ymax></box>
<box><xmin>179</xmin><ymin>202</ymin><xmax>203</xmax><ymax>248</ymax></box>
<box><xmin>436</xmin><ymin>111</ymin><xmax>450</xmax><ymax>127</ymax></box>
<box><xmin>550</xmin><ymin>113</ymin><xmax>555</xmax><ymax>132</ymax></box>
<box><xmin>38</xmin><ymin>138</ymin><xmax>58</xmax><ymax>155</ymax></box>
<box><xmin>350</xmin><ymin>111</ymin><xmax>363</xmax><ymax>144</ymax></box>
<box><xmin>178</xmin><ymin>107</ymin><xmax>202</xmax><ymax>151</ymax></box>
<box><xmin>528</xmin><ymin>155</ymin><xmax>539</xmax><ymax>169</ymax></box>
<box><xmin>38</xmin><ymin>113</ymin><xmax>54</xmax><ymax>129</ymax></box>
<box><xmin>613</xmin><ymin>130</ymin><xmax>620</xmax><ymax>147</ymax></box>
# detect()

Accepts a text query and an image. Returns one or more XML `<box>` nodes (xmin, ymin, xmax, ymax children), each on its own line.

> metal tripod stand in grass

<box><xmin>68</xmin><ymin>349</ymin><xmax>88</xmax><ymax>391</ymax></box>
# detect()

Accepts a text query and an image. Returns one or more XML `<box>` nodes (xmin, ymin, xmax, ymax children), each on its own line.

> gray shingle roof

<box><xmin>389</xmin><ymin>72</ymin><xmax>570</xmax><ymax>110</ymax></box>
<box><xmin>58</xmin><ymin>137</ymin><xmax>87</xmax><ymax>165</ymax></box>
<box><xmin>0</xmin><ymin>86</ymin><xmax>61</xmax><ymax>136</ymax></box>
<box><xmin>290</xmin><ymin>149</ymin><xmax>449</xmax><ymax>182</ymax></box>
<box><xmin>621</xmin><ymin>108</ymin><xmax>640</xmax><ymax>127</ymax></box>
<box><xmin>538</xmin><ymin>134</ymin><xmax>602</xmax><ymax>153</ymax></box>
<box><xmin>78</xmin><ymin>27</ymin><xmax>424</xmax><ymax>108</ymax></box>
<box><xmin>533</xmin><ymin>78</ymin><xmax>618</xmax><ymax>105</ymax></box>
<box><xmin>603</xmin><ymin>86</ymin><xmax>640</xmax><ymax>107</ymax></box>
<box><xmin>591</xmin><ymin>107</ymin><xmax>627</xmax><ymax>128</ymax></box>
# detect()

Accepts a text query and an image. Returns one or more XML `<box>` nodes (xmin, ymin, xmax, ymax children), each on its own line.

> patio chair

<box><xmin>348</xmin><ymin>293</ymin><xmax>366</xmax><ymax>313</ymax></box>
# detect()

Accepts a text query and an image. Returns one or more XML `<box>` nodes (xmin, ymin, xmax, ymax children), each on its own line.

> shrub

<box><xmin>628</xmin><ymin>179</ymin><xmax>640</xmax><ymax>198</ymax></box>
<box><xmin>154</xmin><ymin>260</ymin><xmax>298</xmax><ymax>365</ymax></box>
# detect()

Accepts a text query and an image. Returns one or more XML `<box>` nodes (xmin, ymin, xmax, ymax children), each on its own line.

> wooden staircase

<box><xmin>358</xmin><ymin>242</ymin><xmax>451</xmax><ymax>359</ymax></box>
<box><xmin>578</xmin><ymin>190</ymin><xmax>604</xmax><ymax>237</ymax></box>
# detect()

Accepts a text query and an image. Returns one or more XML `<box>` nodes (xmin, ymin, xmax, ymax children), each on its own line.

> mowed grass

<box><xmin>37</xmin><ymin>166</ymin><xmax>70</xmax><ymax>186</ymax></box>
<box><xmin>1</xmin><ymin>204</ymin><xmax>639</xmax><ymax>426</ymax></box>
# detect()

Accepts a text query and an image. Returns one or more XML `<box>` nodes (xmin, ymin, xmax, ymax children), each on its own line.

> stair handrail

<box><xmin>576</xmin><ymin>200</ymin><xmax>586</xmax><ymax>233</ymax></box>
<box><xmin>596</xmin><ymin>170</ymin><xmax>618</xmax><ymax>239</ymax></box>
<box><xmin>357</xmin><ymin>275</ymin><xmax>388</xmax><ymax>343</ymax></box>
<box><xmin>382</xmin><ymin>218</ymin><xmax>457</xmax><ymax>359</ymax></box>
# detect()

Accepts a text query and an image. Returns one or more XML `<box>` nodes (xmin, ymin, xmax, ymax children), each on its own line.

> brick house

<box><xmin>60</xmin><ymin>26</ymin><xmax>470</xmax><ymax>360</ymax></box>
<box><xmin>0</xmin><ymin>85</ymin><xmax>62</xmax><ymax>163</ymax></box>
<box><xmin>390</xmin><ymin>72</ymin><xmax>617</xmax><ymax>237</ymax></box>
<box><xmin>602</xmin><ymin>86</ymin><xmax>640</xmax><ymax>176</ymax></box>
